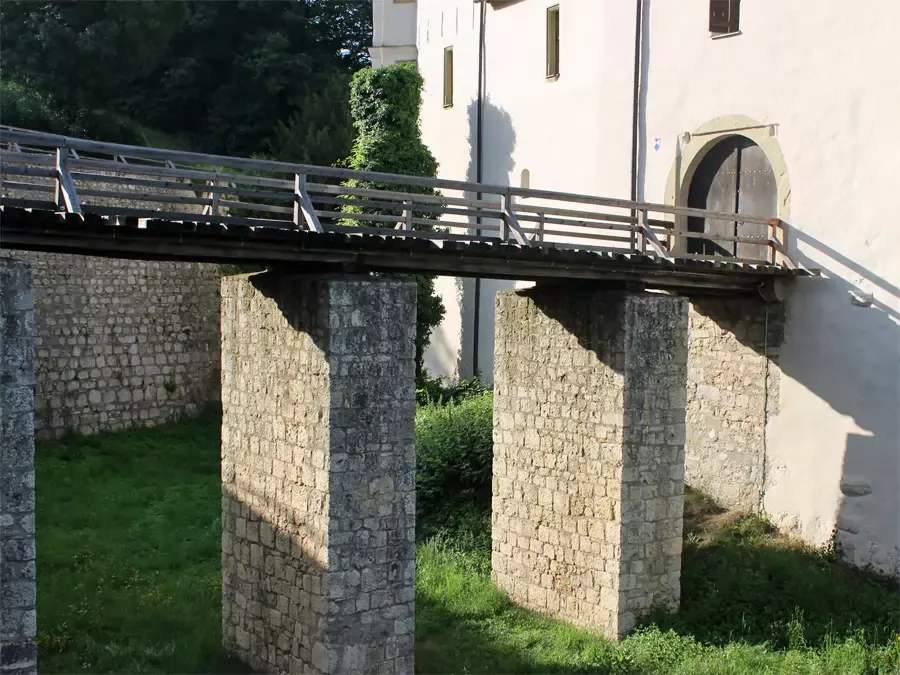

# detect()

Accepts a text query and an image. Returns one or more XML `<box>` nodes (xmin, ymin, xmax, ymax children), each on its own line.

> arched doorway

<box><xmin>687</xmin><ymin>135</ymin><xmax>776</xmax><ymax>261</ymax></box>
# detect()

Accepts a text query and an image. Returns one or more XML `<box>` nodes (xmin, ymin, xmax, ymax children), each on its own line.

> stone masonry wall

<box><xmin>686</xmin><ymin>297</ymin><xmax>784</xmax><ymax>510</ymax></box>
<box><xmin>493</xmin><ymin>287</ymin><xmax>688</xmax><ymax>639</ymax></box>
<box><xmin>221</xmin><ymin>273</ymin><xmax>416</xmax><ymax>674</ymax></box>
<box><xmin>1</xmin><ymin>258</ymin><xmax>38</xmax><ymax>675</ymax></box>
<box><xmin>13</xmin><ymin>252</ymin><xmax>220</xmax><ymax>439</ymax></box>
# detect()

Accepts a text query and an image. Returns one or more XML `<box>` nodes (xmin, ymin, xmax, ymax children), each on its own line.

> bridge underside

<box><xmin>2</xmin><ymin>255</ymin><xmax>761</xmax><ymax>673</ymax></box>
<box><xmin>0</xmin><ymin>207</ymin><xmax>805</xmax><ymax>293</ymax></box>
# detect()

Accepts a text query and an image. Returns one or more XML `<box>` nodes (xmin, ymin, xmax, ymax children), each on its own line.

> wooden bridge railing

<box><xmin>0</xmin><ymin>127</ymin><xmax>796</xmax><ymax>269</ymax></box>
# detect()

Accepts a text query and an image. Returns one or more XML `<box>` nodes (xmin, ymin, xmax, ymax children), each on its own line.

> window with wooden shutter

<box><xmin>709</xmin><ymin>0</ymin><xmax>740</xmax><ymax>34</ymax></box>
<box><xmin>443</xmin><ymin>47</ymin><xmax>454</xmax><ymax>108</ymax></box>
<box><xmin>546</xmin><ymin>5</ymin><xmax>560</xmax><ymax>77</ymax></box>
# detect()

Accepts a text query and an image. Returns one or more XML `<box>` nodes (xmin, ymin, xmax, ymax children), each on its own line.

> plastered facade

<box><xmin>375</xmin><ymin>0</ymin><xmax>900</xmax><ymax>576</ymax></box>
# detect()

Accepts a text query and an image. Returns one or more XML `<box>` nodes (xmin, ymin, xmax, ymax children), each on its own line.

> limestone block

<box><xmin>492</xmin><ymin>287</ymin><xmax>688</xmax><ymax>639</ymax></box>
<box><xmin>221</xmin><ymin>273</ymin><xmax>416</xmax><ymax>674</ymax></box>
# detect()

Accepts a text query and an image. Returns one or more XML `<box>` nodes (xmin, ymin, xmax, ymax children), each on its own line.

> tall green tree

<box><xmin>344</xmin><ymin>64</ymin><xmax>446</xmax><ymax>382</ymax></box>
<box><xmin>1</xmin><ymin>0</ymin><xmax>371</xmax><ymax>164</ymax></box>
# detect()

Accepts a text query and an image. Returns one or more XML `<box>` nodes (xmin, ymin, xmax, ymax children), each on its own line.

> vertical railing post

<box><xmin>55</xmin><ymin>147</ymin><xmax>83</xmax><ymax>215</ymax></box>
<box><xmin>53</xmin><ymin>151</ymin><xmax>63</xmax><ymax>211</ymax></box>
<box><xmin>210</xmin><ymin>179</ymin><xmax>220</xmax><ymax>217</ymax></box>
<box><xmin>294</xmin><ymin>173</ymin><xmax>323</xmax><ymax>233</ymax></box>
<box><xmin>629</xmin><ymin>210</ymin><xmax>638</xmax><ymax>254</ymax></box>
<box><xmin>770</xmin><ymin>218</ymin><xmax>780</xmax><ymax>266</ymax></box>
<box><xmin>203</xmin><ymin>179</ymin><xmax>219</xmax><ymax>217</ymax></box>
<box><xmin>403</xmin><ymin>200</ymin><xmax>413</xmax><ymax>231</ymax></box>
<box><xmin>499</xmin><ymin>192</ymin><xmax>531</xmax><ymax>247</ymax></box>
<box><xmin>636</xmin><ymin>207</ymin><xmax>648</xmax><ymax>254</ymax></box>
<box><xmin>293</xmin><ymin>173</ymin><xmax>305</xmax><ymax>229</ymax></box>
<box><xmin>500</xmin><ymin>193</ymin><xmax>511</xmax><ymax>242</ymax></box>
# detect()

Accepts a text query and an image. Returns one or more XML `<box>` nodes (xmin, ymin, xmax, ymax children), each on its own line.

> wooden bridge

<box><xmin>0</xmin><ymin>126</ymin><xmax>822</xmax><ymax>673</ymax></box>
<box><xmin>0</xmin><ymin>127</ymin><xmax>812</xmax><ymax>292</ymax></box>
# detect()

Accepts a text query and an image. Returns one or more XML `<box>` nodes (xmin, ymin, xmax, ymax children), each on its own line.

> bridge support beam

<box><xmin>492</xmin><ymin>287</ymin><xmax>688</xmax><ymax>639</ymax></box>
<box><xmin>0</xmin><ymin>258</ymin><xmax>38</xmax><ymax>675</ymax></box>
<box><xmin>221</xmin><ymin>273</ymin><xmax>417</xmax><ymax>674</ymax></box>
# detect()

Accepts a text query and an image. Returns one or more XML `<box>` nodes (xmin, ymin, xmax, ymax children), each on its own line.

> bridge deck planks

<box><xmin>0</xmin><ymin>206</ymin><xmax>809</xmax><ymax>293</ymax></box>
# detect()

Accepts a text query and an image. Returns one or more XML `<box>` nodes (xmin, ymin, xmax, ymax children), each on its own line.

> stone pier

<box><xmin>220</xmin><ymin>273</ymin><xmax>417</xmax><ymax>674</ymax></box>
<box><xmin>492</xmin><ymin>287</ymin><xmax>688</xmax><ymax>639</ymax></box>
<box><xmin>1</xmin><ymin>258</ymin><xmax>38</xmax><ymax>675</ymax></box>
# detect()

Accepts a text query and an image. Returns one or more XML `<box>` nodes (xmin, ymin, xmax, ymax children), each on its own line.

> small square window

<box><xmin>709</xmin><ymin>0</ymin><xmax>740</xmax><ymax>35</ymax></box>
<box><xmin>443</xmin><ymin>47</ymin><xmax>454</xmax><ymax>107</ymax></box>
<box><xmin>546</xmin><ymin>5</ymin><xmax>560</xmax><ymax>78</ymax></box>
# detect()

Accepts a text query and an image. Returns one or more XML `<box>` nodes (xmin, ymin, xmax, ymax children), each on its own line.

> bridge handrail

<box><xmin>0</xmin><ymin>126</ymin><xmax>799</xmax><ymax>268</ymax></box>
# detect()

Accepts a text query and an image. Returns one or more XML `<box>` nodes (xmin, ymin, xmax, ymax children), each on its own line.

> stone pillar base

<box><xmin>492</xmin><ymin>288</ymin><xmax>688</xmax><ymax>639</ymax></box>
<box><xmin>221</xmin><ymin>273</ymin><xmax>416</xmax><ymax>674</ymax></box>
<box><xmin>1</xmin><ymin>258</ymin><xmax>38</xmax><ymax>675</ymax></box>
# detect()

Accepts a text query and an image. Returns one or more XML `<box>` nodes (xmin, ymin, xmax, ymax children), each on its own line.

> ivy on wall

<box><xmin>344</xmin><ymin>64</ymin><xmax>446</xmax><ymax>382</ymax></box>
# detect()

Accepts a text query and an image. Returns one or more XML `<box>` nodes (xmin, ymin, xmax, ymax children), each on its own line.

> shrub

<box><xmin>416</xmin><ymin>374</ymin><xmax>492</xmax><ymax>407</ymax></box>
<box><xmin>416</xmin><ymin>391</ymin><xmax>493</xmax><ymax>520</ymax></box>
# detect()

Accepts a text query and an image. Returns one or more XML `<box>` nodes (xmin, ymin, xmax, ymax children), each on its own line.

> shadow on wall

<box><xmin>689</xmin><ymin>226</ymin><xmax>899</xmax><ymax>576</ymax></box>
<box><xmin>220</xmin><ymin>272</ymin><xmax>330</xmax><ymax>672</ymax></box>
<box><xmin>458</xmin><ymin>96</ymin><xmax>518</xmax><ymax>381</ymax></box>
<box><xmin>784</xmin><ymin>229</ymin><xmax>899</xmax><ymax>576</ymax></box>
<box><xmin>220</xmin><ymin>271</ymin><xmax>417</xmax><ymax>672</ymax></box>
<box><xmin>221</xmin><ymin>487</ymin><xmax>330</xmax><ymax>673</ymax></box>
<box><xmin>636</xmin><ymin>0</ymin><xmax>653</xmax><ymax>202</ymax></box>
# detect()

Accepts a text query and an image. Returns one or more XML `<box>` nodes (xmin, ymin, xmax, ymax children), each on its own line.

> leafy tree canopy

<box><xmin>0</xmin><ymin>0</ymin><xmax>371</xmax><ymax>165</ymax></box>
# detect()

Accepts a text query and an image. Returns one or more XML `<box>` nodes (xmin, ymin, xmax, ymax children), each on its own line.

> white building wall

<box><xmin>418</xmin><ymin>0</ymin><xmax>639</xmax><ymax>378</ymax></box>
<box><xmin>370</xmin><ymin>0</ymin><xmax>418</xmax><ymax>66</ymax></box>
<box><xmin>387</xmin><ymin>0</ymin><xmax>900</xmax><ymax>576</ymax></box>
<box><xmin>641</xmin><ymin>0</ymin><xmax>900</xmax><ymax>576</ymax></box>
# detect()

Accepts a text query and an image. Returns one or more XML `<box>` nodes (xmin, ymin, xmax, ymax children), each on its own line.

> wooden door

<box><xmin>686</xmin><ymin>136</ymin><xmax>776</xmax><ymax>260</ymax></box>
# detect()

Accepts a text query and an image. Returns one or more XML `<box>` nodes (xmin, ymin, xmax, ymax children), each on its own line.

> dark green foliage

<box><xmin>218</xmin><ymin>264</ymin><xmax>264</xmax><ymax>278</ymax></box>
<box><xmin>1</xmin><ymin>0</ymin><xmax>370</xmax><ymax>163</ymax></box>
<box><xmin>346</xmin><ymin>65</ymin><xmax>439</xmax><ymax>178</ymax></box>
<box><xmin>0</xmin><ymin>79</ymin><xmax>143</xmax><ymax>144</ymax></box>
<box><xmin>415</xmin><ymin>392</ymin><xmax>494</xmax><ymax>524</ymax></box>
<box><xmin>416</xmin><ymin>374</ymin><xmax>492</xmax><ymax>407</ymax></box>
<box><xmin>1</xmin><ymin>80</ymin><xmax>72</xmax><ymax>135</ymax></box>
<box><xmin>267</xmin><ymin>74</ymin><xmax>355</xmax><ymax>165</ymax></box>
<box><xmin>405</xmin><ymin>273</ymin><xmax>447</xmax><ymax>381</ymax></box>
<box><xmin>646</xmin><ymin>509</ymin><xmax>900</xmax><ymax>651</ymax></box>
<box><xmin>344</xmin><ymin>64</ymin><xmax>445</xmax><ymax>381</ymax></box>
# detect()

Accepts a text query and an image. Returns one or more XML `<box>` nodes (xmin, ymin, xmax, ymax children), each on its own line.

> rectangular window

<box><xmin>443</xmin><ymin>47</ymin><xmax>454</xmax><ymax>107</ymax></box>
<box><xmin>546</xmin><ymin>5</ymin><xmax>560</xmax><ymax>78</ymax></box>
<box><xmin>709</xmin><ymin>0</ymin><xmax>740</xmax><ymax>35</ymax></box>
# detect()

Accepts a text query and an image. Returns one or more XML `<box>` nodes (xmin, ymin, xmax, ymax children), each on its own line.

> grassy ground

<box><xmin>36</xmin><ymin>412</ymin><xmax>900</xmax><ymax>674</ymax></box>
<box><xmin>35</xmin><ymin>408</ymin><xmax>248</xmax><ymax>674</ymax></box>
<box><xmin>416</xmin><ymin>498</ymin><xmax>900</xmax><ymax>674</ymax></box>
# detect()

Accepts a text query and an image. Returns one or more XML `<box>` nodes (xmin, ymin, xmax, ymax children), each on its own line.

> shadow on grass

<box><xmin>416</xmin><ymin>579</ymin><xmax>628</xmax><ymax>675</ymax></box>
<box><xmin>643</xmin><ymin>514</ymin><xmax>900</xmax><ymax>650</ymax></box>
<box><xmin>417</xmin><ymin>595</ymin><xmax>546</xmax><ymax>674</ymax></box>
<box><xmin>416</xmin><ymin>494</ymin><xmax>900</xmax><ymax>674</ymax></box>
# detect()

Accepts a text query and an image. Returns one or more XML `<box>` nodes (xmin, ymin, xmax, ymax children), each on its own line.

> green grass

<box><xmin>416</xmin><ymin>504</ymin><xmax>900</xmax><ymax>674</ymax></box>
<box><xmin>36</xmin><ymin>407</ymin><xmax>249</xmax><ymax>674</ymax></box>
<box><xmin>36</xmin><ymin>412</ymin><xmax>900</xmax><ymax>674</ymax></box>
